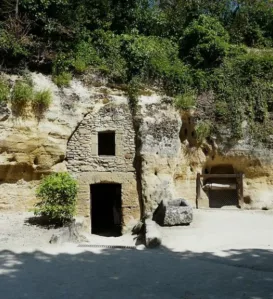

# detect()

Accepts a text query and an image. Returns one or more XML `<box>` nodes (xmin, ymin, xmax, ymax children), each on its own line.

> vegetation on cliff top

<box><xmin>1</xmin><ymin>0</ymin><xmax>273</xmax><ymax>145</ymax></box>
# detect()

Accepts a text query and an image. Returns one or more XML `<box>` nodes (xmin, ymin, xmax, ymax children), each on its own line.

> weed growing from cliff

<box><xmin>12</xmin><ymin>80</ymin><xmax>33</xmax><ymax>103</ymax></box>
<box><xmin>175</xmin><ymin>91</ymin><xmax>196</xmax><ymax>110</ymax></box>
<box><xmin>73</xmin><ymin>59</ymin><xmax>88</xmax><ymax>73</ymax></box>
<box><xmin>11</xmin><ymin>80</ymin><xmax>33</xmax><ymax>116</ymax></box>
<box><xmin>195</xmin><ymin>120</ymin><xmax>212</xmax><ymax>144</ymax></box>
<box><xmin>32</xmin><ymin>89</ymin><xmax>52</xmax><ymax>118</ymax></box>
<box><xmin>0</xmin><ymin>79</ymin><xmax>9</xmax><ymax>102</ymax></box>
<box><xmin>53</xmin><ymin>72</ymin><xmax>72</xmax><ymax>87</ymax></box>
<box><xmin>34</xmin><ymin>172</ymin><xmax>78</xmax><ymax>225</ymax></box>
<box><xmin>127</xmin><ymin>77</ymin><xmax>140</xmax><ymax>115</ymax></box>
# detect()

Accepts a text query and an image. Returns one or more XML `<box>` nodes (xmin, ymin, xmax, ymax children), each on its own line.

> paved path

<box><xmin>1</xmin><ymin>210</ymin><xmax>273</xmax><ymax>299</ymax></box>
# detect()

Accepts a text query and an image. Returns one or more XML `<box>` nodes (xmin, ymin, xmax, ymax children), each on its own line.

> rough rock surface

<box><xmin>138</xmin><ymin>103</ymin><xmax>182</xmax><ymax>214</ymax></box>
<box><xmin>50</xmin><ymin>220</ymin><xmax>87</xmax><ymax>244</ymax></box>
<box><xmin>153</xmin><ymin>199</ymin><xmax>193</xmax><ymax>226</ymax></box>
<box><xmin>145</xmin><ymin>219</ymin><xmax>162</xmax><ymax>248</ymax></box>
<box><xmin>0</xmin><ymin>102</ymin><xmax>11</xmax><ymax>121</ymax></box>
<box><xmin>1</xmin><ymin>72</ymin><xmax>273</xmax><ymax>225</ymax></box>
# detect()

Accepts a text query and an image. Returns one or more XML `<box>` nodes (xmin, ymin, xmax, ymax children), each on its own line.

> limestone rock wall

<box><xmin>1</xmin><ymin>72</ymin><xmax>273</xmax><ymax>222</ymax></box>
<box><xmin>137</xmin><ymin>103</ymin><xmax>182</xmax><ymax>214</ymax></box>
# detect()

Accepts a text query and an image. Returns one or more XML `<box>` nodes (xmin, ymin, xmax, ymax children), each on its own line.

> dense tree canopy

<box><xmin>1</xmin><ymin>0</ymin><xmax>273</xmax><ymax>144</ymax></box>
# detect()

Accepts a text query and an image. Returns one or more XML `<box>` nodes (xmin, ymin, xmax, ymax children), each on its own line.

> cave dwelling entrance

<box><xmin>90</xmin><ymin>183</ymin><xmax>122</xmax><ymax>236</ymax></box>
<box><xmin>196</xmin><ymin>164</ymin><xmax>244</xmax><ymax>209</ymax></box>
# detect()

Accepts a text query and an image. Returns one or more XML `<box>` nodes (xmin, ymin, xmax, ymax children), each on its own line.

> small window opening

<box><xmin>98</xmin><ymin>131</ymin><xmax>116</xmax><ymax>156</ymax></box>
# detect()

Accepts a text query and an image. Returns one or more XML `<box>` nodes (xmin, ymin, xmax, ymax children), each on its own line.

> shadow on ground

<box><xmin>24</xmin><ymin>216</ymin><xmax>67</xmax><ymax>229</ymax></box>
<box><xmin>0</xmin><ymin>247</ymin><xmax>273</xmax><ymax>299</ymax></box>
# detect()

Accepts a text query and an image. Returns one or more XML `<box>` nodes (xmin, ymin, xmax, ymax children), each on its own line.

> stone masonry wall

<box><xmin>67</xmin><ymin>104</ymin><xmax>135</xmax><ymax>173</ymax></box>
<box><xmin>66</xmin><ymin>103</ymin><xmax>140</xmax><ymax>231</ymax></box>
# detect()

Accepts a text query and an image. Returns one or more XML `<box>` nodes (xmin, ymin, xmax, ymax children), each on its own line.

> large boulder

<box><xmin>153</xmin><ymin>198</ymin><xmax>193</xmax><ymax>226</ymax></box>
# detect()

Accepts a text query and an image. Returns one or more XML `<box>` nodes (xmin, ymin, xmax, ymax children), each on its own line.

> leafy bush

<box><xmin>11</xmin><ymin>80</ymin><xmax>34</xmax><ymax>115</ymax></box>
<box><xmin>91</xmin><ymin>30</ymin><xmax>127</xmax><ymax>82</ymax></box>
<box><xmin>12</xmin><ymin>80</ymin><xmax>33</xmax><ymax>104</ymax></box>
<box><xmin>215</xmin><ymin>101</ymin><xmax>229</xmax><ymax>121</ymax></box>
<box><xmin>179</xmin><ymin>15</ymin><xmax>230</xmax><ymax>68</ymax></box>
<box><xmin>175</xmin><ymin>91</ymin><xmax>196</xmax><ymax>110</ymax></box>
<box><xmin>32</xmin><ymin>89</ymin><xmax>52</xmax><ymax>116</ymax></box>
<box><xmin>119</xmin><ymin>34</ymin><xmax>192</xmax><ymax>94</ymax></box>
<box><xmin>53</xmin><ymin>72</ymin><xmax>72</xmax><ymax>87</ymax></box>
<box><xmin>195</xmin><ymin>120</ymin><xmax>212</xmax><ymax>143</ymax></box>
<box><xmin>0</xmin><ymin>28</ymin><xmax>29</xmax><ymax>58</ymax></box>
<box><xmin>0</xmin><ymin>79</ymin><xmax>10</xmax><ymax>102</ymax></box>
<box><xmin>34</xmin><ymin>172</ymin><xmax>78</xmax><ymax>224</ymax></box>
<box><xmin>73</xmin><ymin>59</ymin><xmax>87</xmax><ymax>73</ymax></box>
<box><xmin>127</xmin><ymin>77</ymin><xmax>141</xmax><ymax>115</ymax></box>
<box><xmin>73</xmin><ymin>40</ymin><xmax>101</xmax><ymax>73</ymax></box>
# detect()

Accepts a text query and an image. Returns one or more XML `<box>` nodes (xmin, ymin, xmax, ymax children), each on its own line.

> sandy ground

<box><xmin>1</xmin><ymin>209</ymin><xmax>273</xmax><ymax>299</ymax></box>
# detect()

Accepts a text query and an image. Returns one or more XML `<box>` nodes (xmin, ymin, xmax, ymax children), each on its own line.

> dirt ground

<box><xmin>1</xmin><ymin>209</ymin><xmax>273</xmax><ymax>299</ymax></box>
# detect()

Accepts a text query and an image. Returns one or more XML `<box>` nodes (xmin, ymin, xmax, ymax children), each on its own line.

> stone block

<box><xmin>153</xmin><ymin>198</ymin><xmax>193</xmax><ymax>226</ymax></box>
<box><xmin>145</xmin><ymin>219</ymin><xmax>161</xmax><ymax>248</ymax></box>
<box><xmin>49</xmin><ymin>220</ymin><xmax>87</xmax><ymax>244</ymax></box>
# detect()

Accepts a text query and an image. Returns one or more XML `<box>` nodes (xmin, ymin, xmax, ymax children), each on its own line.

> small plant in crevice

<box><xmin>73</xmin><ymin>59</ymin><xmax>88</xmax><ymax>74</ymax></box>
<box><xmin>0</xmin><ymin>79</ymin><xmax>10</xmax><ymax>103</ymax></box>
<box><xmin>175</xmin><ymin>90</ymin><xmax>196</xmax><ymax>110</ymax></box>
<box><xmin>11</xmin><ymin>80</ymin><xmax>33</xmax><ymax>116</ymax></box>
<box><xmin>34</xmin><ymin>172</ymin><xmax>78</xmax><ymax>225</ymax></box>
<box><xmin>127</xmin><ymin>77</ymin><xmax>140</xmax><ymax>116</ymax></box>
<box><xmin>195</xmin><ymin>120</ymin><xmax>212</xmax><ymax>144</ymax></box>
<box><xmin>53</xmin><ymin>72</ymin><xmax>72</xmax><ymax>87</ymax></box>
<box><xmin>32</xmin><ymin>89</ymin><xmax>52</xmax><ymax>118</ymax></box>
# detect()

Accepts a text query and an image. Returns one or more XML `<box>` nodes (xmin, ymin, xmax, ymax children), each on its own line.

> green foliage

<box><xmin>127</xmin><ymin>77</ymin><xmax>140</xmax><ymax>115</ymax></box>
<box><xmin>209</xmin><ymin>50</ymin><xmax>273</xmax><ymax>142</ymax></box>
<box><xmin>195</xmin><ymin>120</ymin><xmax>212</xmax><ymax>143</ymax></box>
<box><xmin>215</xmin><ymin>101</ymin><xmax>229</xmax><ymax>121</ymax></box>
<box><xmin>11</xmin><ymin>80</ymin><xmax>33</xmax><ymax>116</ymax></box>
<box><xmin>91</xmin><ymin>30</ymin><xmax>127</xmax><ymax>82</ymax></box>
<box><xmin>72</xmin><ymin>40</ymin><xmax>102</xmax><ymax>73</ymax></box>
<box><xmin>175</xmin><ymin>91</ymin><xmax>196</xmax><ymax>110</ymax></box>
<box><xmin>0</xmin><ymin>79</ymin><xmax>9</xmax><ymax>102</ymax></box>
<box><xmin>12</xmin><ymin>80</ymin><xmax>33</xmax><ymax>104</ymax></box>
<box><xmin>0</xmin><ymin>28</ymin><xmax>29</xmax><ymax>58</ymax></box>
<box><xmin>32</xmin><ymin>89</ymin><xmax>52</xmax><ymax>116</ymax></box>
<box><xmin>119</xmin><ymin>34</ymin><xmax>192</xmax><ymax>94</ymax></box>
<box><xmin>179</xmin><ymin>15</ymin><xmax>230</xmax><ymax>68</ymax></box>
<box><xmin>73</xmin><ymin>59</ymin><xmax>87</xmax><ymax>73</ymax></box>
<box><xmin>34</xmin><ymin>172</ymin><xmax>78</xmax><ymax>224</ymax></box>
<box><xmin>0</xmin><ymin>0</ymin><xmax>273</xmax><ymax>146</ymax></box>
<box><xmin>53</xmin><ymin>72</ymin><xmax>72</xmax><ymax>87</ymax></box>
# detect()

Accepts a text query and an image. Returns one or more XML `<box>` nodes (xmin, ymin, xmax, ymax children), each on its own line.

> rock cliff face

<box><xmin>1</xmin><ymin>73</ymin><xmax>273</xmax><ymax>228</ymax></box>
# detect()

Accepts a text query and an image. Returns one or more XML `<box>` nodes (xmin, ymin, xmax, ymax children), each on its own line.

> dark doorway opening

<box><xmin>98</xmin><ymin>131</ymin><xmax>115</xmax><ymax>156</ymax></box>
<box><xmin>91</xmin><ymin>183</ymin><xmax>122</xmax><ymax>236</ymax></box>
<box><xmin>204</xmin><ymin>165</ymin><xmax>239</xmax><ymax>208</ymax></box>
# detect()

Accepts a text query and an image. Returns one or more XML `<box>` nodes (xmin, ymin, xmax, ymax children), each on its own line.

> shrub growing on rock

<box><xmin>53</xmin><ymin>72</ymin><xmax>72</xmax><ymax>87</ymax></box>
<box><xmin>32</xmin><ymin>89</ymin><xmax>52</xmax><ymax>116</ymax></box>
<box><xmin>11</xmin><ymin>80</ymin><xmax>33</xmax><ymax>116</ymax></box>
<box><xmin>175</xmin><ymin>91</ymin><xmax>196</xmax><ymax>110</ymax></box>
<box><xmin>34</xmin><ymin>173</ymin><xmax>78</xmax><ymax>225</ymax></box>
<box><xmin>12</xmin><ymin>80</ymin><xmax>33</xmax><ymax>104</ymax></box>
